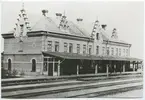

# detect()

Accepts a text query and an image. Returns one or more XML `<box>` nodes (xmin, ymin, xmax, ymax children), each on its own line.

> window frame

<box><xmin>96</xmin><ymin>46</ymin><xmax>99</xmax><ymax>55</ymax></box>
<box><xmin>89</xmin><ymin>45</ymin><xmax>92</xmax><ymax>55</ymax></box>
<box><xmin>64</xmin><ymin>42</ymin><xmax>68</xmax><ymax>53</ymax></box>
<box><xmin>47</xmin><ymin>41</ymin><xmax>52</xmax><ymax>51</ymax></box>
<box><xmin>119</xmin><ymin>48</ymin><xmax>121</xmax><ymax>56</ymax></box>
<box><xmin>77</xmin><ymin>44</ymin><xmax>80</xmax><ymax>54</ymax></box>
<box><xmin>83</xmin><ymin>44</ymin><xmax>86</xmax><ymax>54</ymax></box>
<box><xmin>55</xmin><ymin>41</ymin><xmax>59</xmax><ymax>52</ymax></box>
<box><xmin>69</xmin><ymin>43</ymin><xmax>73</xmax><ymax>53</ymax></box>
<box><xmin>111</xmin><ymin>47</ymin><xmax>114</xmax><ymax>56</ymax></box>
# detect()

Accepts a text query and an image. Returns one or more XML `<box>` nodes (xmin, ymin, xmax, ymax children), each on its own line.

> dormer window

<box><xmin>96</xmin><ymin>33</ymin><xmax>99</xmax><ymax>40</ymax></box>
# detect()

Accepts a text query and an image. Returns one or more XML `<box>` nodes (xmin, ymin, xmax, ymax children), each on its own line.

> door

<box><xmin>48</xmin><ymin>63</ymin><xmax>53</xmax><ymax>76</ymax></box>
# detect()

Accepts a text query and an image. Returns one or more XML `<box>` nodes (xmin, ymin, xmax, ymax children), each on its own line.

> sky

<box><xmin>1</xmin><ymin>1</ymin><xmax>144</xmax><ymax>59</ymax></box>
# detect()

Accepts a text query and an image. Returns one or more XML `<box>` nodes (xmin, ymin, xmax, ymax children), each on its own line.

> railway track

<box><xmin>2</xmin><ymin>73</ymin><xmax>143</xmax><ymax>98</ymax></box>
<box><xmin>2</xmin><ymin>74</ymin><xmax>142</xmax><ymax>92</ymax></box>
<box><xmin>2</xmin><ymin>78</ymin><xmax>143</xmax><ymax>98</ymax></box>
<box><xmin>69</xmin><ymin>85</ymin><xmax>143</xmax><ymax>98</ymax></box>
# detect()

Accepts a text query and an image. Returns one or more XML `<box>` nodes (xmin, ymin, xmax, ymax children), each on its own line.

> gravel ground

<box><xmin>101</xmin><ymin>89</ymin><xmax>143</xmax><ymax>98</ymax></box>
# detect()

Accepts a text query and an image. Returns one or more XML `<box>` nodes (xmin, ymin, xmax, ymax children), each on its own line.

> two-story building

<box><xmin>2</xmin><ymin>7</ymin><xmax>142</xmax><ymax>76</ymax></box>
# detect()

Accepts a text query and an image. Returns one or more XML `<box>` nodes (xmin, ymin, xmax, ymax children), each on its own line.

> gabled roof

<box><xmin>101</xmin><ymin>29</ymin><xmax>129</xmax><ymax>44</ymax></box>
<box><xmin>30</xmin><ymin>16</ymin><xmax>90</xmax><ymax>38</ymax></box>
<box><xmin>31</xmin><ymin>16</ymin><xmax>62</xmax><ymax>34</ymax></box>
<box><xmin>67</xmin><ymin>21</ymin><xmax>90</xmax><ymax>37</ymax></box>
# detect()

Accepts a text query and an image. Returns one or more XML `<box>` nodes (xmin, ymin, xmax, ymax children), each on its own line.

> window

<box><xmin>20</xmin><ymin>24</ymin><xmax>24</xmax><ymax>33</ymax></box>
<box><xmin>83</xmin><ymin>45</ymin><xmax>86</xmax><ymax>54</ymax></box>
<box><xmin>96</xmin><ymin>46</ymin><xmax>99</xmax><ymax>55</ymax></box>
<box><xmin>43</xmin><ymin>58</ymin><xmax>47</xmax><ymax>71</ymax></box>
<box><xmin>8</xmin><ymin>59</ymin><xmax>11</xmax><ymax>71</ymax></box>
<box><xmin>47</xmin><ymin>41</ymin><xmax>52</xmax><ymax>51</ymax></box>
<box><xmin>64</xmin><ymin>42</ymin><xmax>68</xmax><ymax>52</ymax></box>
<box><xmin>107</xmin><ymin>47</ymin><xmax>109</xmax><ymax>55</ymax></box>
<box><xmin>89</xmin><ymin>45</ymin><xmax>92</xmax><ymax>55</ymax></box>
<box><xmin>69</xmin><ymin>43</ymin><xmax>73</xmax><ymax>53</ymax></box>
<box><xmin>119</xmin><ymin>48</ymin><xmax>121</xmax><ymax>56</ymax></box>
<box><xmin>123</xmin><ymin>49</ymin><xmax>125</xmax><ymax>56</ymax></box>
<box><xmin>102</xmin><ymin>47</ymin><xmax>105</xmax><ymax>55</ymax></box>
<box><xmin>126</xmin><ymin>49</ymin><xmax>128</xmax><ymax>56</ymax></box>
<box><xmin>32</xmin><ymin>59</ymin><xmax>36</xmax><ymax>72</ymax></box>
<box><xmin>116</xmin><ymin>48</ymin><xmax>118</xmax><ymax>56</ymax></box>
<box><xmin>96</xmin><ymin>33</ymin><xmax>99</xmax><ymax>40</ymax></box>
<box><xmin>111</xmin><ymin>48</ymin><xmax>114</xmax><ymax>55</ymax></box>
<box><xmin>55</xmin><ymin>42</ymin><xmax>59</xmax><ymax>52</ymax></box>
<box><xmin>77</xmin><ymin>44</ymin><xmax>80</xmax><ymax>54</ymax></box>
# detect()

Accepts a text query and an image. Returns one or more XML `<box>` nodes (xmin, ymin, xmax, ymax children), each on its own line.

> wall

<box><xmin>44</xmin><ymin>35</ymin><xmax>94</xmax><ymax>55</ymax></box>
<box><xmin>4</xmin><ymin>36</ymin><xmax>42</xmax><ymax>54</ymax></box>
<box><xmin>3</xmin><ymin>54</ymin><xmax>43</xmax><ymax>76</ymax></box>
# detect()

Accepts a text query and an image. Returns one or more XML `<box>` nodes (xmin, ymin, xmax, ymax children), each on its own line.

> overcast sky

<box><xmin>1</xmin><ymin>1</ymin><xmax>144</xmax><ymax>59</ymax></box>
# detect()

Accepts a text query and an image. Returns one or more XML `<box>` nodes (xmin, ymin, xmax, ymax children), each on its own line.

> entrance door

<box><xmin>48</xmin><ymin>63</ymin><xmax>53</xmax><ymax>76</ymax></box>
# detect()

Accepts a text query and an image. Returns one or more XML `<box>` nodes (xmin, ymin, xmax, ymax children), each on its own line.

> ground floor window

<box><xmin>32</xmin><ymin>59</ymin><xmax>36</xmax><ymax>72</ymax></box>
<box><xmin>8</xmin><ymin>59</ymin><xmax>11</xmax><ymax>71</ymax></box>
<box><xmin>43</xmin><ymin>58</ymin><xmax>47</xmax><ymax>71</ymax></box>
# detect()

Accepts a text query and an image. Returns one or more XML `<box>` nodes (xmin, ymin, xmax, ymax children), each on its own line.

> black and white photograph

<box><xmin>1</xmin><ymin>0</ymin><xmax>144</xmax><ymax>99</ymax></box>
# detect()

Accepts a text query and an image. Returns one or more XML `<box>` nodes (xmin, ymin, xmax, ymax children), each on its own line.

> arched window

<box><xmin>96</xmin><ymin>33</ymin><xmax>99</xmax><ymax>40</ymax></box>
<box><xmin>8</xmin><ymin>59</ymin><xmax>11</xmax><ymax>71</ymax></box>
<box><xmin>32</xmin><ymin>59</ymin><xmax>36</xmax><ymax>72</ymax></box>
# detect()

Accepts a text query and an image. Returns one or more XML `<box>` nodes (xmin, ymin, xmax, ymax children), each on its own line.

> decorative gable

<box><xmin>13</xmin><ymin>4</ymin><xmax>31</xmax><ymax>40</ymax></box>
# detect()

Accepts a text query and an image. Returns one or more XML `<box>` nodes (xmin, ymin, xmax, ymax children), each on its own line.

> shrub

<box><xmin>20</xmin><ymin>70</ymin><xmax>25</xmax><ymax>76</ymax></box>
<box><xmin>12</xmin><ymin>69</ymin><xmax>18</xmax><ymax>77</ymax></box>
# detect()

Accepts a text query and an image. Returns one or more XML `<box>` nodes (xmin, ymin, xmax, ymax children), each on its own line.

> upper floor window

<box><xmin>116</xmin><ymin>48</ymin><xmax>118</xmax><ymax>56</ymax></box>
<box><xmin>83</xmin><ymin>45</ymin><xmax>86</xmax><ymax>54</ymax></box>
<box><xmin>55</xmin><ymin>41</ymin><xmax>59</xmax><ymax>52</ymax></box>
<box><xmin>119</xmin><ymin>48</ymin><xmax>121</xmax><ymax>56</ymax></box>
<box><xmin>123</xmin><ymin>49</ymin><xmax>125</xmax><ymax>56</ymax></box>
<box><xmin>77</xmin><ymin>44</ymin><xmax>80</xmax><ymax>54</ymax></box>
<box><xmin>111</xmin><ymin>48</ymin><xmax>114</xmax><ymax>56</ymax></box>
<box><xmin>69</xmin><ymin>43</ymin><xmax>73</xmax><ymax>53</ymax></box>
<box><xmin>126</xmin><ymin>49</ymin><xmax>128</xmax><ymax>56</ymax></box>
<box><xmin>89</xmin><ymin>45</ymin><xmax>92</xmax><ymax>55</ymax></box>
<box><xmin>102</xmin><ymin>47</ymin><xmax>105</xmax><ymax>55</ymax></box>
<box><xmin>96</xmin><ymin>46</ymin><xmax>99</xmax><ymax>55</ymax></box>
<box><xmin>47</xmin><ymin>41</ymin><xmax>52</xmax><ymax>51</ymax></box>
<box><xmin>64</xmin><ymin>42</ymin><xmax>68</xmax><ymax>52</ymax></box>
<box><xmin>96</xmin><ymin>33</ymin><xmax>99</xmax><ymax>40</ymax></box>
<box><xmin>107</xmin><ymin>47</ymin><xmax>109</xmax><ymax>55</ymax></box>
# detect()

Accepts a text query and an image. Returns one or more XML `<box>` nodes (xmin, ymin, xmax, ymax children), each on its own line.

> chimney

<box><xmin>42</xmin><ymin>9</ymin><xmax>48</xmax><ymax>16</ymax></box>
<box><xmin>56</xmin><ymin>13</ymin><xmax>62</xmax><ymax>17</ymax></box>
<box><xmin>76</xmin><ymin>18</ymin><xmax>83</xmax><ymax>22</ymax></box>
<box><xmin>101</xmin><ymin>24</ymin><xmax>107</xmax><ymax>30</ymax></box>
<box><xmin>113</xmin><ymin>28</ymin><xmax>117</xmax><ymax>33</ymax></box>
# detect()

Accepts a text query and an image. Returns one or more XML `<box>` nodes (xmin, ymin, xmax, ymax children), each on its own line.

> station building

<box><xmin>2</xmin><ymin>7</ymin><xmax>143</xmax><ymax>76</ymax></box>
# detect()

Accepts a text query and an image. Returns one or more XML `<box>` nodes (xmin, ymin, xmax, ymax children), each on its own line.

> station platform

<box><xmin>2</xmin><ymin>71</ymin><xmax>142</xmax><ymax>83</ymax></box>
